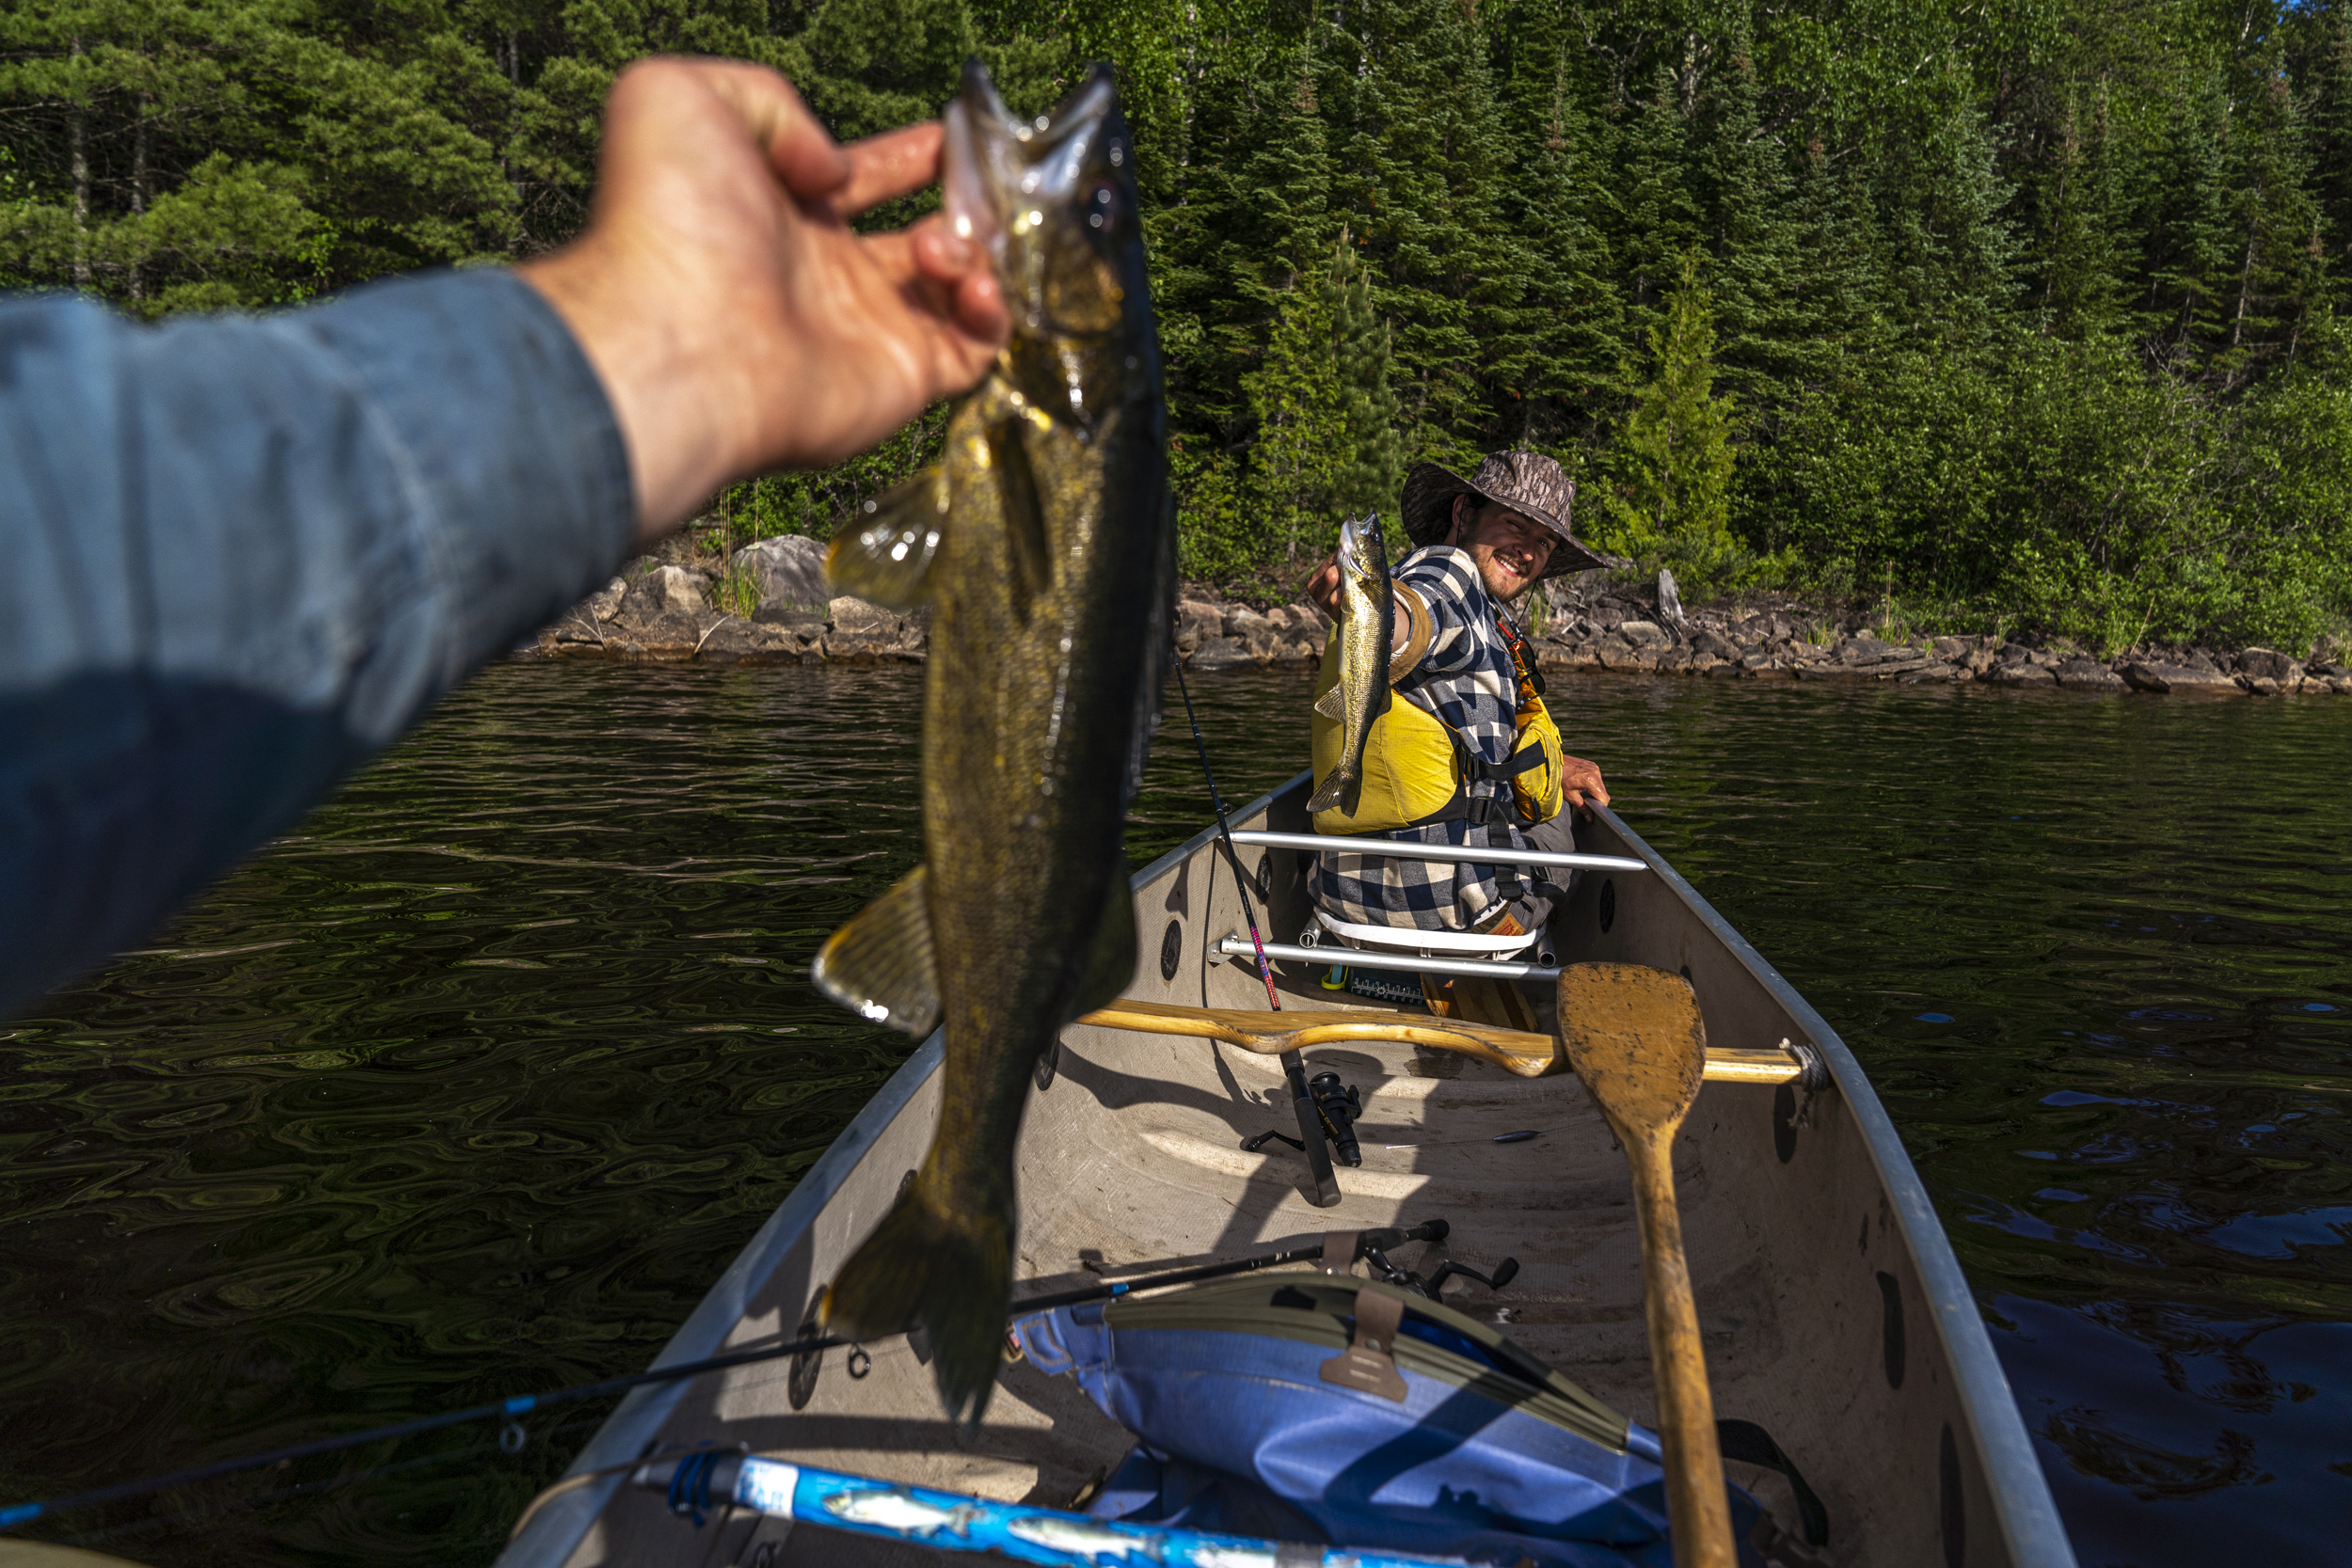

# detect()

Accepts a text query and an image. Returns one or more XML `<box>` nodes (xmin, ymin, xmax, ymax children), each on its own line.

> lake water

<box><xmin>1</xmin><ymin>661</ymin><xmax>2344</xmax><ymax>1567</ymax></box>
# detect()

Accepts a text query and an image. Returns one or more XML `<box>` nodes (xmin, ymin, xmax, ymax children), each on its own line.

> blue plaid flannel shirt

<box><xmin>1309</xmin><ymin>546</ymin><xmax>1561</xmax><ymax>933</ymax></box>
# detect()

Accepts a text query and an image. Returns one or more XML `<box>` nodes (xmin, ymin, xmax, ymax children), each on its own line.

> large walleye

<box><xmin>810</xmin><ymin>62</ymin><xmax>1173</xmax><ymax>1429</ymax></box>
<box><xmin>1307</xmin><ymin>513</ymin><xmax>1393</xmax><ymax>815</ymax></box>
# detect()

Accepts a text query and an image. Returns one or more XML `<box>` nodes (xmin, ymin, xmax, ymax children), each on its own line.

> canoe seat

<box><xmin>1310</xmin><ymin>908</ymin><xmax>1545</xmax><ymax>959</ymax></box>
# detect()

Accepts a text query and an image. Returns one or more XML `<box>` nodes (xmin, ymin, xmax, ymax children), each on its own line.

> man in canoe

<box><xmin>1304</xmin><ymin>451</ymin><xmax>1611</xmax><ymax>1026</ymax></box>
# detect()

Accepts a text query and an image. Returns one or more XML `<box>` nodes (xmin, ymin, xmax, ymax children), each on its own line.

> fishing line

<box><xmin>0</xmin><ymin>1332</ymin><xmax>845</xmax><ymax>1532</ymax></box>
<box><xmin>0</xmin><ymin>1234</ymin><xmax>1366</xmax><ymax>1533</ymax></box>
<box><xmin>1170</xmin><ymin>659</ymin><xmax>1280</xmax><ymax>1012</ymax></box>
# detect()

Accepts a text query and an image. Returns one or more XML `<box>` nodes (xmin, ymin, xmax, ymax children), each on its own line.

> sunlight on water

<box><xmin>0</xmin><ymin>661</ymin><xmax>2344</xmax><ymax>1566</ymax></box>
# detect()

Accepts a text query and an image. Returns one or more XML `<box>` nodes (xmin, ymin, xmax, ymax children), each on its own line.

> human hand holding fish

<box><xmin>519</xmin><ymin>56</ymin><xmax>1010</xmax><ymax>538</ymax></box>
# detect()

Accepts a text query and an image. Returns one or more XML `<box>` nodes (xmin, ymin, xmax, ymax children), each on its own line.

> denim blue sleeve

<box><xmin>0</xmin><ymin>268</ymin><xmax>636</xmax><ymax>1017</ymax></box>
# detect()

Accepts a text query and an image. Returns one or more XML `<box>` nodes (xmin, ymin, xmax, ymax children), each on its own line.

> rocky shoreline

<box><xmin>519</xmin><ymin>533</ymin><xmax>2349</xmax><ymax>698</ymax></box>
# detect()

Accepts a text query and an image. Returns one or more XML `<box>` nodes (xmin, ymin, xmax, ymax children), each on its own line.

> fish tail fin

<box><xmin>821</xmin><ymin>1174</ymin><xmax>1012</xmax><ymax>1431</ymax></box>
<box><xmin>1306</xmin><ymin>767</ymin><xmax>1354</xmax><ymax>815</ymax></box>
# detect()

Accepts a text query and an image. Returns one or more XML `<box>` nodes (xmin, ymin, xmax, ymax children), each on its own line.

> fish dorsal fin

<box><xmin>813</xmin><ymin>867</ymin><xmax>940</xmax><ymax>1035</ymax></box>
<box><xmin>1311</xmin><ymin>685</ymin><xmax>1346</xmax><ymax>720</ymax></box>
<box><xmin>1066</xmin><ymin>873</ymin><xmax>1138</xmax><ymax>1022</ymax></box>
<box><xmin>829</xmin><ymin>467</ymin><xmax>951</xmax><ymax>610</ymax></box>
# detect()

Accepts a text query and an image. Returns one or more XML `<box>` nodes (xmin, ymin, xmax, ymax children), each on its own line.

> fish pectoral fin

<box><xmin>1066</xmin><ymin>876</ymin><xmax>1139</xmax><ymax>1022</ymax></box>
<box><xmin>828</xmin><ymin>467</ymin><xmax>951</xmax><ymax>610</ymax></box>
<box><xmin>1311</xmin><ymin>685</ymin><xmax>1346</xmax><ymax>720</ymax></box>
<box><xmin>813</xmin><ymin>867</ymin><xmax>941</xmax><ymax>1035</ymax></box>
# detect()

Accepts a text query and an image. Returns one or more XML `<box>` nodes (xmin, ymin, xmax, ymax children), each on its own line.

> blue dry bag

<box><xmin>1011</xmin><ymin>1273</ymin><xmax>1770</xmax><ymax>1568</ymax></box>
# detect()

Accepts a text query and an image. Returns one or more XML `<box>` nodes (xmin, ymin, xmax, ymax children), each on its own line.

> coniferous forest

<box><xmin>7</xmin><ymin>0</ymin><xmax>2352</xmax><ymax>650</ymax></box>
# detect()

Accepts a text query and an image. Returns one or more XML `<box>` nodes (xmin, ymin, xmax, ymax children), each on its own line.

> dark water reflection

<box><xmin>1</xmin><ymin>661</ymin><xmax>2346</xmax><ymax>1566</ymax></box>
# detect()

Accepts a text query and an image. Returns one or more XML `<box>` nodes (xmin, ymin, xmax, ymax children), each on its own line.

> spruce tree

<box><xmin>1324</xmin><ymin>234</ymin><xmax>1407</xmax><ymax>520</ymax></box>
<box><xmin>1484</xmin><ymin>0</ymin><xmax>1625</xmax><ymax>450</ymax></box>
<box><xmin>1323</xmin><ymin>0</ymin><xmax>1530</xmax><ymax>467</ymax></box>
<box><xmin>1243</xmin><ymin>233</ymin><xmax>1405</xmax><ymax>572</ymax></box>
<box><xmin>1602</xmin><ymin>248</ymin><xmax>1744</xmax><ymax>595</ymax></box>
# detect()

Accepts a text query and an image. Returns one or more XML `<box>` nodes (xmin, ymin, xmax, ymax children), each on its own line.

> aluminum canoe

<box><xmin>498</xmin><ymin>770</ymin><xmax>2074</xmax><ymax>1568</ymax></box>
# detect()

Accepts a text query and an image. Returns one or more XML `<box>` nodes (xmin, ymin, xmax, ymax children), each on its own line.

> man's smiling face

<box><xmin>1446</xmin><ymin>495</ymin><xmax>1557</xmax><ymax>603</ymax></box>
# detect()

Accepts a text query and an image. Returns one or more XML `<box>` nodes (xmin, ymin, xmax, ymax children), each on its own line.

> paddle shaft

<box><xmin>1624</xmin><ymin>1125</ymin><xmax>1738</xmax><ymax>1568</ymax></box>
<box><xmin>1553</xmin><ymin>963</ymin><xmax>1740</xmax><ymax>1568</ymax></box>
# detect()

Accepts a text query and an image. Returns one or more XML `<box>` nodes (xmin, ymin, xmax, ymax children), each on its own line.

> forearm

<box><xmin>1388</xmin><ymin>582</ymin><xmax>1434</xmax><ymax>684</ymax></box>
<box><xmin>0</xmin><ymin>272</ymin><xmax>634</xmax><ymax>1016</ymax></box>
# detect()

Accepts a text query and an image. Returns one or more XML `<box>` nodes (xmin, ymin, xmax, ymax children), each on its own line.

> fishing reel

<box><xmin>1308</xmin><ymin>1071</ymin><xmax>1363</xmax><ymax>1166</ymax></box>
<box><xmin>1349</xmin><ymin>1217</ymin><xmax>1521</xmax><ymax>1303</ymax></box>
<box><xmin>1243</xmin><ymin>1069</ymin><xmax>1365</xmax><ymax>1168</ymax></box>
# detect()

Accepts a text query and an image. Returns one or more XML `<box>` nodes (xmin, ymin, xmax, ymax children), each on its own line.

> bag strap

<box><xmin>1494</xmin><ymin>609</ymin><xmax>1548</xmax><ymax>701</ymax></box>
<box><xmin>1717</xmin><ymin>1418</ymin><xmax>1830</xmax><ymax>1546</ymax></box>
<box><xmin>1318</xmin><ymin>1286</ymin><xmax>1408</xmax><ymax>1402</ymax></box>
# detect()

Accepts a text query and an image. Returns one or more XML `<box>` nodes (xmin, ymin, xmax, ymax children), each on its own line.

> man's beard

<box><xmin>1482</xmin><ymin>560</ymin><xmax>1536</xmax><ymax>607</ymax></box>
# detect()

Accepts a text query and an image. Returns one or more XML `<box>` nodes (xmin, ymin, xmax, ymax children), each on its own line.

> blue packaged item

<box><xmin>1012</xmin><ymin>1274</ymin><xmax>1770</xmax><ymax>1567</ymax></box>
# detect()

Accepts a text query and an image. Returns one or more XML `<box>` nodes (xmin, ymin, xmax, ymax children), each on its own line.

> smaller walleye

<box><xmin>1308</xmin><ymin>513</ymin><xmax>1394</xmax><ymax>816</ymax></box>
<box><xmin>1002</xmin><ymin>1515</ymin><xmax>1159</xmax><ymax>1560</ymax></box>
<box><xmin>821</xmin><ymin>1487</ymin><xmax>983</xmax><ymax>1538</ymax></box>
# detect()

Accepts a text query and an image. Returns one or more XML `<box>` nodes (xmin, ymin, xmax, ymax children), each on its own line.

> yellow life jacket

<box><xmin>1309</xmin><ymin>629</ymin><xmax>1565</xmax><ymax>836</ymax></box>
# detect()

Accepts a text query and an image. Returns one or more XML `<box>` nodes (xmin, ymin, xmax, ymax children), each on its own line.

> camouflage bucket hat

<box><xmin>1399</xmin><ymin>451</ymin><xmax>1610</xmax><ymax>579</ymax></box>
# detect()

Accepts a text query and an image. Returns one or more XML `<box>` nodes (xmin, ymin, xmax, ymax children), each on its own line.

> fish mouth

<box><xmin>946</xmin><ymin>61</ymin><xmax>1121</xmax><ymax>271</ymax></box>
<box><xmin>1337</xmin><ymin>513</ymin><xmax>1383</xmax><ymax>578</ymax></box>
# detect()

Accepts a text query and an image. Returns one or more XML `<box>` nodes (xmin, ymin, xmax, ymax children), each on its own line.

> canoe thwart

<box><xmin>1217</xmin><ymin>932</ymin><xmax>1559</xmax><ymax>981</ymax></box>
<box><xmin>1076</xmin><ymin>998</ymin><xmax>1806</xmax><ymax>1085</ymax></box>
<box><xmin>1225</xmin><ymin>829</ymin><xmax>1649</xmax><ymax>873</ymax></box>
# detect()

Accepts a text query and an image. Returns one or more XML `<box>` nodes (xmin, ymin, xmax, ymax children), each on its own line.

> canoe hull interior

<box><xmin>500</xmin><ymin>772</ymin><xmax>2073</xmax><ymax>1568</ymax></box>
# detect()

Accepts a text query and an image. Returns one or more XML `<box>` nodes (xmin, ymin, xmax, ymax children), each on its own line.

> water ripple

<box><xmin>0</xmin><ymin>663</ymin><xmax>2345</xmax><ymax>1567</ymax></box>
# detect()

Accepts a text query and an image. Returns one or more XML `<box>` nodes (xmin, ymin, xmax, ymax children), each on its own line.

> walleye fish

<box><xmin>811</xmin><ymin>60</ymin><xmax>1174</xmax><ymax>1431</ymax></box>
<box><xmin>1307</xmin><ymin>512</ymin><xmax>1393</xmax><ymax>816</ymax></box>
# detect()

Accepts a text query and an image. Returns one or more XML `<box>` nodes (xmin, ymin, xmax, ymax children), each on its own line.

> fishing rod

<box><xmin>0</xmin><ymin>1227</ymin><xmax>1454</xmax><ymax>1532</ymax></box>
<box><xmin>1168</xmin><ymin>658</ymin><xmax>1343</xmax><ymax>1206</ymax></box>
<box><xmin>1171</xmin><ymin>658</ymin><xmax>1280</xmax><ymax>1012</ymax></box>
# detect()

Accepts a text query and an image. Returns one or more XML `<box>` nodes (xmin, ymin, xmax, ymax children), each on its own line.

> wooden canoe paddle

<box><xmin>1555</xmin><ymin>962</ymin><xmax>1738</xmax><ymax>1568</ymax></box>
<box><xmin>1076</xmin><ymin>997</ymin><xmax>1805</xmax><ymax>1085</ymax></box>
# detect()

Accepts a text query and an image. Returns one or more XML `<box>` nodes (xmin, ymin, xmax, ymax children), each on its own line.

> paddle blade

<box><xmin>1554</xmin><ymin>962</ymin><xmax>1707</xmax><ymax>1137</ymax></box>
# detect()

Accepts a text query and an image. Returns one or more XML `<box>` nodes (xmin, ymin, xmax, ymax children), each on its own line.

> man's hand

<box><xmin>1303</xmin><ymin>552</ymin><xmax>1342</xmax><ymax>619</ymax></box>
<box><xmin>519</xmin><ymin>58</ymin><xmax>1009</xmax><ymax>538</ymax></box>
<box><xmin>1563</xmin><ymin>754</ymin><xmax>1610</xmax><ymax>816</ymax></box>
